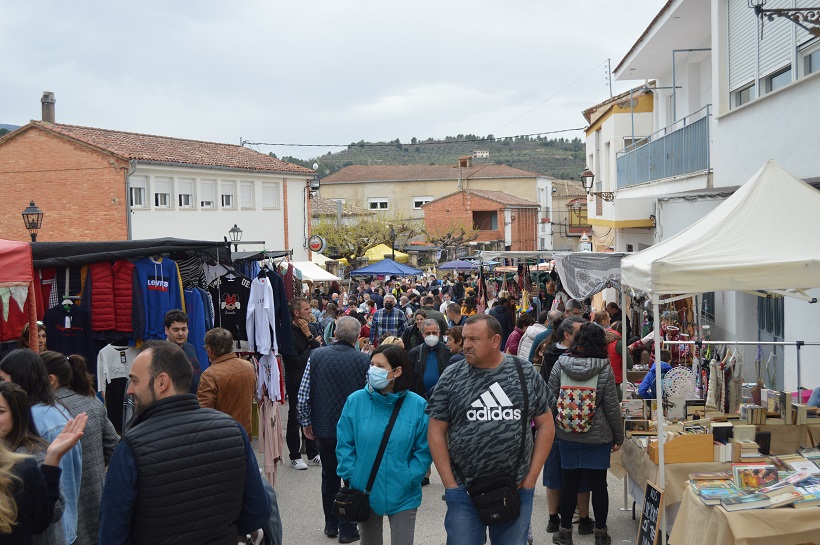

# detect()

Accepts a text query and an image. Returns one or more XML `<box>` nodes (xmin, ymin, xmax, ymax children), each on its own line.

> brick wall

<box><xmin>0</xmin><ymin>128</ymin><xmax>129</xmax><ymax>241</ymax></box>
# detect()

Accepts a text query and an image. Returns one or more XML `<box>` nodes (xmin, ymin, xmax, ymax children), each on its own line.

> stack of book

<box><xmin>740</xmin><ymin>403</ymin><xmax>767</xmax><ymax>424</ymax></box>
<box><xmin>773</xmin><ymin>454</ymin><xmax>820</xmax><ymax>476</ymax></box>
<box><xmin>731</xmin><ymin>439</ymin><xmax>766</xmax><ymax>461</ymax></box>
<box><xmin>792</xmin><ymin>402</ymin><xmax>808</xmax><ymax>425</ymax></box>
<box><xmin>688</xmin><ymin>472</ymin><xmax>738</xmax><ymax>506</ymax></box>
<box><xmin>794</xmin><ymin>482</ymin><xmax>820</xmax><ymax>508</ymax></box>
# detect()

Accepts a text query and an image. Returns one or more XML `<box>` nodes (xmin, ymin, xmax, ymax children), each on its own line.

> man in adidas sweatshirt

<box><xmin>426</xmin><ymin>314</ymin><xmax>554</xmax><ymax>545</ymax></box>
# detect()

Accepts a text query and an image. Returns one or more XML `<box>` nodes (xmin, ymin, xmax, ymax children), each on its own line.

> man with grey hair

<box><xmin>369</xmin><ymin>293</ymin><xmax>407</xmax><ymax>346</ymax></box>
<box><xmin>298</xmin><ymin>316</ymin><xmax>370</xmax><ymax>541</ymax></box>
<box><xmin>564</xmin><ymin>298</ymin><xmax>584</xmax><ymax>317</ymax></box>
<box><xmin>409</xmin><ymin>319</ymin><xmax>450</xmax><ymax>400</ymax></box>
<box><xmin>198</xmin><ymin>327</ymin><xmax>256</xmax><ymax>437</ymax></box>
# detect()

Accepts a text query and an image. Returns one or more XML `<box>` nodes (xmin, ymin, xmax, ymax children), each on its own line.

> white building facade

<box><xmin>590</xmin><ymin>0</ymin><xmax>820</xmax><ymax>390</ymax></box>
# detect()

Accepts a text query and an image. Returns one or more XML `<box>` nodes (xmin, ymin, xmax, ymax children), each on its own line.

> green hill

<box><xmin>277</xmin><ymin>135</ymin><xmax>586</xmax><ymax>180</ymax></box>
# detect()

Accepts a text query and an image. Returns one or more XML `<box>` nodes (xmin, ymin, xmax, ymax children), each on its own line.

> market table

<box><xmin>669</xmin><ymin>486</ymin><xmax>820</xmax><ymax>545</ymax></box>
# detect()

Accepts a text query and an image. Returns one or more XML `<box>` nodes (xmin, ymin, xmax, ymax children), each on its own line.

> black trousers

<box><xmin>558</xmin><ymin>468</ymin><xmax>609</xmax><ymax>530</ymax></box>
<box><xmin>317</xmin><ymin>436</ymin><xmax>358</xmax><ymax>538</ymax></box>
<box><xmin>285</xmin><ymin>369</ymin><xmax>318</xmax><ymax>460</ymax></box>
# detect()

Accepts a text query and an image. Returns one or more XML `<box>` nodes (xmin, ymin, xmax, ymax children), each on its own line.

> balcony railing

<box><xmin>616</xmin><ymin>105</ymin><xmax>711</xmax><ymax>188</ymax></box>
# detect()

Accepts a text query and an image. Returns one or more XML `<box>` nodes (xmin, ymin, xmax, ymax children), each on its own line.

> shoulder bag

<box><xmin>333</xmin><ymin>395</ymin><xmax>406</xmax><ymax>523</ymax></box>
<box><xmin>453</xmin><ymin>357</ymin><xmax>529</xmax><ymax>526</ymax></box>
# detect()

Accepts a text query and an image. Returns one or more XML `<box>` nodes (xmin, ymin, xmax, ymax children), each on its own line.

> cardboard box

<box><xmin>648</xmin><ymin>433</ymin><xmax>714</xmax><ymax>464</ymax></box>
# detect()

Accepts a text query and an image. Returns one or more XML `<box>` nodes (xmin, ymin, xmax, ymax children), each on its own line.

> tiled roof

<box><xmin>312</xmin><ymin>197</ymin><xmax>373</xmax><ymax>217</ymax></box>
<box><xmin>321</xmin><ymin>163</ymin><xmax>540</xmax><ymax>184</ymax></box>
<box><xmin>582</xmin><ymin>81</ymin><xmax>655</xmax><ymax>123</ymax></box>
<box><xmin>551</xmin><ymin>179</ymin><xmax>587</xmax><ymax>199</ymax></box>
<box><xmin>424</xmin><ymin>189</ymin><xmax>538</xmax><ymax>208</ymax></box>
<box><xmin>28</xmin><ymin>121</ymin><xmax>314</xmax><ymax>174</ymax></box>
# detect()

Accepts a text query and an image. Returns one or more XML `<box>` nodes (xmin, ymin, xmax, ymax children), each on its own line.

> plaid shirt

<box><xmin>297</xmin><ymin>358</ymin><xmax>313</xmax><ymax>427</ymax></box>
<box><xmin>369</xmin><ymin>307</ymin><xmax>407</xmax><ymax>344</ymax></box>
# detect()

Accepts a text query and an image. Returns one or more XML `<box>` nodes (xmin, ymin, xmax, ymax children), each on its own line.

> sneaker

<box><xmin>323</xmin><ymin>525</ymin><xmax>338</xmax><ymax>538</ymax></box>
<box><xmin>552</xmin><ymin>527</ymin><xmax>573</xmax><ymax>545</ymax></box>
<box><xmin>290</xmin><ymin>458</ymin><xmax>308</xmax><ymax>470</ymax></box>
<box><xmin>527</xmin><ymin>525</ymin><xmax>534</xmax><ymax>544</ymax></box>
<box><xmin>309</xmin><ymin>455</ymin><xmax>322</xmax><ymax>466</ymax></box>
<box><xmin>593</xmin><ymin>527</ymin><xmax>611</xmax><ymax>545</ymax></box>
<box><xmin>546</xmin><ymin>518</ymin><xmax>561</xmax><ymax>533</ymax></box>
<box><xmin>338</xmin><ymin>534</ymin><xmax>360</xmax><ymax>544</ymax></box>
<box><xmin>577</xmin><ymin>518</ymin><xmax>594</xmax><ymax>535</ymax></box>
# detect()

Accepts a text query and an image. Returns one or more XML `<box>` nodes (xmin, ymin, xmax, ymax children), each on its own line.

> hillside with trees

<box><xmin>277</xmin><ymin>134</ymin><xmax>586</xmax><ymax>180</ymax></box>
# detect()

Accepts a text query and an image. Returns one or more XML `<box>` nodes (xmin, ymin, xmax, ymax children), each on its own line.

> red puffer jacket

<box><xmin>90</xmin><ymin>263</ymin><xmax>116</xmax><ymax>331</ymax></box>
<box><xmin>112</xmin><ymin>260</ymin><xmax>135</xmax><ymax>332</ymax></box>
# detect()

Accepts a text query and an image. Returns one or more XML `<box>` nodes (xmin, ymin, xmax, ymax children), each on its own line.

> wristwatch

<box><xmin>306</xmin><ymin>334</ymin><xmax>314</xmax><ymax>341</ymax></box>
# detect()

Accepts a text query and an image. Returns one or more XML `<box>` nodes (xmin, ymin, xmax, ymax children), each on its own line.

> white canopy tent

<box><xmin>620</xmin><ymin>161</ymin><xmax>820</xmax><ymax>542</ymax></box>
<box><xmin>290</xmin><ymin>261</ymin><xmax>341</xmax><ymax>282</ymax></box>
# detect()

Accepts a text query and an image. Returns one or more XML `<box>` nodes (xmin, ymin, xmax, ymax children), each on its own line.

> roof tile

<box><xmin>321</xmin><ymin>163</ymin><xmax>540</xmax><ymax>183</ymax></box>
<box><xmin>30</xmin><ymin>121</ymin><xmax>314</xmax><ymax>174</ymax></box>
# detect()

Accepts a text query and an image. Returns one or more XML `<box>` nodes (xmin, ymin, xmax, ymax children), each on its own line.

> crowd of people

<box><xmin>1</xmin><ymin>271</ymin><xmax>642</xmax><ymax>545</ymax></box>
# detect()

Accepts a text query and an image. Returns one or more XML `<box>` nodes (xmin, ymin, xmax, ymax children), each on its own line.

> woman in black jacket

<box><xmin>401</xmin><ymin>310</ymin><xmax>426</xmax><ymax>352</ymax></box>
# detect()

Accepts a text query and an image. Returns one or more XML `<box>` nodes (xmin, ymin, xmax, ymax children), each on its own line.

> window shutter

<box><xmin>758</xmin><ymin>0</ymin><xmax>792</xmax><ymax>78</ymax></box>
<box><xmin>728</xmin><ymin>0</ymin><xmax>757</xmax><ymax>91</ymax></box>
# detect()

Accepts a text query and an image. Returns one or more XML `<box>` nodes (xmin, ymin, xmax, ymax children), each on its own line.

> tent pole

<box><xmin>796</xmin><ymin>341</ymin><xmax>804</xmax><ymax>396</ymax></box>
<box><xmin>653</xmin><ymin>294</ymin><xmax>666</xmax><ymax>545</ymax></box>
<box><xmin>621</xmin><ymin>288</ymin><xmax>628</xmax><ymax>399</ymax></box>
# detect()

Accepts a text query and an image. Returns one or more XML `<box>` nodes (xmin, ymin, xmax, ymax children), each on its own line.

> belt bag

<box><xmin>467</xmin><ymin>473</ymin><xmax>521</xmax><ymax>526</ymax></box>
<box><xmin>333</xmin><ymin>396</ymin><xmax>406</xmax><ymax>523</ymax></box>
<box><xmin>333</xmin><ymin>487</ymin><xmax>371</xmax><ymax>523</ymax></box>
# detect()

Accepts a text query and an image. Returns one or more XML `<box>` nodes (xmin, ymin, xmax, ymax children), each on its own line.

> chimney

<box><xmin>41</xmin><ymin>92</ymin><xmax>56</xmax><ymax>123</ymax></box>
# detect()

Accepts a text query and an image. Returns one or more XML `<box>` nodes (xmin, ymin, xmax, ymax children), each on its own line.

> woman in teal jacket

<box><xmin>336</xmin><ymin>344</ymin><xmax>431</xmax><ymax>545</ymax></box>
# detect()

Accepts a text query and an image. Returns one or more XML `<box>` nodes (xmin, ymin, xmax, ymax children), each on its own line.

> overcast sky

<box><xmin>1</xmin><ymin>0</ymin><xmax>665</xmax><ymax>161</ymax></box>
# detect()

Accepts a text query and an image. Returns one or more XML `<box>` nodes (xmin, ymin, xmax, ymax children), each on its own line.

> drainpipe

<box><xmin>125</xmin><ymin>160</ymin><xmax>137</xmax><ymax>240</ymax></box>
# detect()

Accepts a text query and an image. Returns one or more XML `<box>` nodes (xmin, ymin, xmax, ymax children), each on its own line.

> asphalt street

<box><xmin>265</xmin><ymin>402</ymin><xmax>643</xmax><ymax>544</ymax></box>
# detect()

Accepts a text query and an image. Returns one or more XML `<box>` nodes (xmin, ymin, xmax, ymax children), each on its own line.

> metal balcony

<box><xmin>616</xmin><ymin>105</ymin><xmax>711</xmax><ymax>188</ymax></box>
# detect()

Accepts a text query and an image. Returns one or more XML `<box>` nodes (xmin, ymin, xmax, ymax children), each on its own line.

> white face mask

<box><xmin>424</xmin><ymin>335</ymin><xmax>439</xmax><ymax>348</ymax></box>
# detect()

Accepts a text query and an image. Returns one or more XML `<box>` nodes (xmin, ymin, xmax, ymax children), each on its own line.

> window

<box><xmin>130</xmin><ymin>176</ymin><xmax>146</xmax><ymax>208</ymax></box>
<box><xmin>260</xmin><ymin>182</ymin><xmax>280</xmax><ymax>209</ymax></box>
<box><xmin>622</xmin><ymin>137</ymin><xmax>647</xmax><ymax>151</ymax></box>
<box><xmin>368</xmin><ymin>198</ymin><xmax>388</xmax><ymax>210</ymax></box>
<box><xmin>154</xmin><ymin>177</ymin><xmax>172</xmax><ymax>208</ymax></box>
<box><xmin>178</xmin><ymin>178</ymin><xmax>194</xmax><ymax>208</ymax></box>
<box><xmin>766</xmin><ymin>66</ymin><xmax>792</xmax><ymax>93</ymax></box>
<box><xmin>734</xmin><ymin>84</ymin><xmax>754</xmax><ymax>107</ymax></box>
<box><xmin>200</xmin><ymin>180</ymin><xmax>216</xmax><ymax>209</ymax></box>
<box><xmin>758</xmin><ymin>294</ymin><xmax>784</xmax><ymax>339</ymax></box>
<box><xmin>472</xmin><ymin>211</ymin><xmax>498</xmax><ymax>231</ymax></box>
<box><xmin>805</xmin><ymin>48</ymin><xmax>820</xmax><ymax>75</ymax></box>
<box><xmin>221</xmin><ymin>181</ymin><xmax>236</xmax><ymax>208</ymax></box>
<box><xmin>413</xmin><ymin>196</ymin><xmax>433</xmax><ymax>209</ymax></box>
<box><xmin>240</xmin><ymin>182</ymin><xmax>254</xmax><ymax>209</ymax></box>
<box><xmin>701</xmin><ymin>292</ymin><xmax>716</xmax><ymax>322</ymax></box>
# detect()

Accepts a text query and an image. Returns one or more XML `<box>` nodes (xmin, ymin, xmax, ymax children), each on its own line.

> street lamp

<box><xmin>309</xmin><ymin>163</ymin><xmax>320</xmax><ymax>198</ymax></box>
<box><xmin>22</xmin><ymin>200</ymin><xmax>44</xmax><ymax>242</ymax></box>
<box><xmin>388</xmin><ymin>225</ymin><xmax>397</xmax><ymax>261</ymax></box>
<box><xmin>228</xmin><ymin>224</ymin><xmax>243</xmax><ymax>252</ymax></box>
<box><xmin>579</xmin><ymin>168</ymin><xmax>615</xmax><ymax>202</ymax></box>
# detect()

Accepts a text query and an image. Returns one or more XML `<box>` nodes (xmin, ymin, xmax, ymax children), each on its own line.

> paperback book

<box><xmin>732</xmin><ymin>464</ymin><xmax>778</xmax><ymax>490</ymax></box>
<box><xmin>721</xmin><ymin>492</ymin><xmax>771</xmax><ymax>511</ymax></box>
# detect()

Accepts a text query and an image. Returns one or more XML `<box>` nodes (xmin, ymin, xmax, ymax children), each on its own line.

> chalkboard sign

<box><xmin>637</xmin><ymin>481</ymin><xmax>663</xmax><ymax>545</ymax></box>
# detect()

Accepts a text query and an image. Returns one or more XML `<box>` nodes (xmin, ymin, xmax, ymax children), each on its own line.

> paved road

<box><xmin>264</xmin><ymin>403</ymin><xmax>643</xmax><ymax>544</ymax></box>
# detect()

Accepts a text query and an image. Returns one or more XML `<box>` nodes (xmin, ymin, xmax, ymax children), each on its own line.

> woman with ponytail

<box><xmin>41</xmin><ymin>352</ymin><xmax>119</xmax><ymax>545</ymax></box>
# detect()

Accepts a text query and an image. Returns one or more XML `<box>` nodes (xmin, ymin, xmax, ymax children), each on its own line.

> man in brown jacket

<box><xmin>198</xmin><ymin>327</ymin><xmax>256</xmax><ymax>436</ymax></box>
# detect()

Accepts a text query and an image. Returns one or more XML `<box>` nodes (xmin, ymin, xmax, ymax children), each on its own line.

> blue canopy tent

<box><xmin>349</xmin><ymin>258</ymin><xmax>423</xmax><ymax>277</ymax></box>
<box><xmin>437</xmin><ymin>259</ymin><xmax>478</xmax><ymax>271</ymax></box>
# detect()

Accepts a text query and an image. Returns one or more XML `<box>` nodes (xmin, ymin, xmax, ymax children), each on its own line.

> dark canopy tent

<box><xmin>349</xmin><ymin>258</ymin><xmax>423</xmax><ymax>277</ymax></box>
<box><xmin>31</xmin><ymin>238</ymin><xmax>232</xmax><ymax>268</ymax></box>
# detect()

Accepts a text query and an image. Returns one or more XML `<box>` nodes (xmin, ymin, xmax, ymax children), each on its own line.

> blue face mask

<box><xmin>367</xmin><ymin>366</ymin><xmax>391</xmax><ymax>391</ymax></box>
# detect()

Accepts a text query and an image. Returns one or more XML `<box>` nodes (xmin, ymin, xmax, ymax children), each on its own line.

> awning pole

<box><xmin>653</xmin><ymin>294</ymin><xmax>666</xmax><ymax>545</ymax></box>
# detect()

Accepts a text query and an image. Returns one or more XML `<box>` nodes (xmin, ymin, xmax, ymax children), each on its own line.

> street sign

<box><xmin>308</xmin><ymin>235</ymin><xmax>326</xmax><ymax>253</ymax></box>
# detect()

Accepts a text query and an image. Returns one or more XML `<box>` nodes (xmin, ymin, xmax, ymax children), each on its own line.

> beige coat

<box><xmin>197</xmin><ymin>353</ymin><xmax>256</xmax><ymax>437</ymax></box>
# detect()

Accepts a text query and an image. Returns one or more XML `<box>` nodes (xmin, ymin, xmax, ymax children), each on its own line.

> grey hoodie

<box><xmin>547</xmin><ymin>354</ymin><xmax>624</xmax><ymax>446</ymax></box>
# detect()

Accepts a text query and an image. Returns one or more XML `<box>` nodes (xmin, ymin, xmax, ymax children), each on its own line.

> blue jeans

<box><xmin>444</xmin><ymin>485</ymin><xmax>535</xmax><ymax>545</ymax></box>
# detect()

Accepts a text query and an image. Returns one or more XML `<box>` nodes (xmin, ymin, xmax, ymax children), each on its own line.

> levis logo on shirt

<box><xmin>147</xmin><ymin>276</ymin><xmax>169</xmax><ymax>291</ymax></box>
<box><xmin>466</xmin><ymin>382</ymin><xmax>521</xmax><ymax>421</ymax></box>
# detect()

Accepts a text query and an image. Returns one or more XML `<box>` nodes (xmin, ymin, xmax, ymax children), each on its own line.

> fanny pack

<box><xmin>333</xmin><ymin>396</ymin><xmax>405</xmax><ymax>523</ymax></box>
<box><xmin>454</xmin><ymin>357</ymin><xmax>529</xmax><ymax>526</ymax></box>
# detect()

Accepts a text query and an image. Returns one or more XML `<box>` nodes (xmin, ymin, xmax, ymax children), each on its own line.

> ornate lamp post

<box><xmin>22</xmin><ymin>201</ymin><xmax>44</xmax><ymax>242</ymax></box>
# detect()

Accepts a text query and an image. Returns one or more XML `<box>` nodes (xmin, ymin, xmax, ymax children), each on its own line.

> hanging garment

<box><xmin>88</xmin><ymin>263</ymin><xmax>116</xmax><ymax>331</ymax></box>
<box><xmin>728</xmin><ymin>352</ymin><xmax>744</xmax><ymax>414</ymax></box>
<box><xmin>197</xmin><ymin>287</ymin><xmax>215</xmax><ymax>331</ymax></box>
<box><xmin>208</xmin><ymin>273</ymin><xmax>252</xmax><ymax>344</ymax></box>
<box><xmin>172</xmin><ymin>254</ymin><xmax>208</xmax><ymax>289</ymax></box>
<box><xmin>112</xmin><ymin>260</ymin><xmax>135</xmax><ymax>333</ymax></box>
<box><xmin>133</xmin><ymin>257</ymin><xmax>184</xmax><ymax>340</ymax></box>
<box><xmin>266</xmin><ymin>270</ymin><xmax>294</xmax><ymax>357</ymax></box>
<box><xmin>184</xmin><ymin>289</ymin><xmax>209</xmax><ymax>370</ymax></box>
<box><xmin>257</xmin><ymin>352</ymin><xmax>282</xmax><ymax>402</ymax></box>
<box><xmin>44</xmin><ymin>303</ymin><xmax>95</xmax><ymax>364</ymax></box>
<box><xmin>97</xmin><ymin>343</ymin><xmax>139</xmax><ymax>434</ymax></box>
<box><xmin>246</xmin><ymin>277</ymin><xmax>277</xmax><ymax>355</ymax></box>
<box><xmin>705</xmin><ymin>358</ymin><xmax>719</xmax><ymax>409</ymax></box>
<box><xmin>259</xmin><ymin>398</ymin><xmax>284</xmax><ymax>487</ymax></box>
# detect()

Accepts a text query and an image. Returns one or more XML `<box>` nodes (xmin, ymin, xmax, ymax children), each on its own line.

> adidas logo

<box><xmin>466</xmin><ymin>382</ymin><xmax>522</xmax><ymax>421</ymax></box>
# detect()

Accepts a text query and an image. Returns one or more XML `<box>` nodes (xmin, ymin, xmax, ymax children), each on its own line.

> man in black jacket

<box><xmin>298</xmin><ymin>317</ymin><xmax>369</xmax><ymax>542</ymax></box>
<box><xmin>409</xmin><ymin>320</ymin><xmax>450</xmax><ymax>399</ymax></box>
<box><xmin>419</xmin><ymin>295</ymin><xmax>448</xmax><ymax>335</ymax></box>
<box><xmin>99</xmin><ymin>341</ymin><xmax>270</xmax><ymax>545</ymax></box>
<box><xmin>488</xmin><ymin>297</ymin><xmax>515</xmax><ymax>348</ymax></box>
<box><xmin>283</xmin><ymin>297</ymin><xmax>323</xmax><ymax>470</ymax></box>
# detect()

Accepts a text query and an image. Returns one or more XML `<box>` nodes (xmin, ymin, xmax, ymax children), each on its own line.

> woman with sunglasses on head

<box><xmin>0</xmin><ymin>380</ymin><xmax>87</xmax><ymax>545</ymax></box>
<box><xmin>41</xmin><ymin>352</ymin><xmax>119</xmax><ymax>545</ymax></box>
<box><xmin>336</xmin><ymin>344</ymin><xmax>431</xmax><ymax>545</ymax></box>
<box><xmin>0</xmin><ymin>350</ymin><xmax>83</xmax><ymax>545</ymax></box>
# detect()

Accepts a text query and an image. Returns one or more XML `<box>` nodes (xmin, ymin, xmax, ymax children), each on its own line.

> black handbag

<box><xmin>455</xmin><ymin>357</ymin><xmax>529</xmax><ymax>526</ymax></box>
<box><xmin>334</xmin><ymin>396</ymin><xmax>405</xmax><ymax>523</ymax></box>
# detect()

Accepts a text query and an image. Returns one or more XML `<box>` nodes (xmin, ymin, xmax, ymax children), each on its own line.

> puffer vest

<box><xmin>309</xmin><ymin>342</ymin><xmax>371</xmax><ymax>438</ymax></box>
<box><xmin>124</xmin><ymin>394</ymin><xmax>247</xmax><ymax>545</ymax></box>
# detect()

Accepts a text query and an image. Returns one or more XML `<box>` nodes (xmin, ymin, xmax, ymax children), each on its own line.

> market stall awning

<box><xmin>350</xmin><ymin>258</ymin><xmax>422</xmax><ymax>277</ymax></box>
<box><xmin>0</xmin><ymin>239</ymin><xmax>34</xmax><ymax>283</ymax></box>
<box><xmin>31</xmin><ymin>238</ymin><xmax>232</xmax><ymax>268</ymax></box>
<box><xmin>438</xmin><ymin>259</ymin><xmax>478</xmax><ymax>270</ymax></box>
<box><xmin>290</xmin><ymin>261</ymin><xmax>341</xmax><ymax>282</ymax></box>
<box><xmin>552</xmin><ymin>252</ymin><xmax>629</xmax><ymax>300</ymax></box>
<box><xmin>364</xmin><ymin>244</ymin><xmax>409</xmax><ymax>263</ymax></box>
<box><xmin>621</xmin><ymin>160</ymin><xmax>820</xmax><ymax>296</ymax></box>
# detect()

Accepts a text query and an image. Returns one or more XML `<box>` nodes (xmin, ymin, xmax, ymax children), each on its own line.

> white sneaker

<box><xmin>309</xmin><ymin>455</ymin><xmax>322</xmax><ymax>466</ymax></box>
<box><xmin>290</xmin><ymin>458</ymin><xmax>308</xmax><ymax>470</ymax></box>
